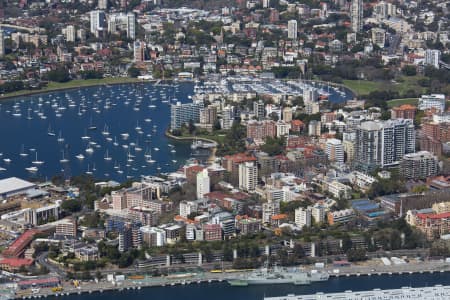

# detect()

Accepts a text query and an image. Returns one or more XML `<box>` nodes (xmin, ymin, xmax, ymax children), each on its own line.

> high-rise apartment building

<box><xmin>64</xmin><ymin>25</ymin><xmax>76</xmax><ymax>42</ymax></box>
<box><xmin>253</xmin><ymin>100</ymin><xmax>265</xmax><ymax>120</ymax></box>
<box><xmin>239</xmin><ymin>162</ymin><xmax>258</xmax><ymax>192</ymax></box>
<box><xmin>90</xmin><ymin>10</ymin><xmax>106</xmax><ymax>37</ymax></box>
<box><xmin>425</xmin><ymin>49</ymin><xmax>441</xmax><ymax>69</ymax></box>
<box><xmin>351</xmin><ymin>0</ymin><xmax>363</xmax><ymax>32</ymax></box>
<box><xmin>295</xmin><ymin>207</ymin><xmax>312</xmax><ymax>228</ymax></box>
<box><xmin>400</xmin><ymin>151</ymin><xmax>439</xmax><ymax>180</ymax></box>
<box><xmin>170</xmin><ymin>101</ymin><xmax>204</xmax><ymax>129</ymax></box>
<box><xmin>355</xmin><ymin>119</ymin><xmax>415</xmax><ymax>170</ymax></box>
<box><xmin>325</xmin><ymin>138</ymin><xmax>345</xmax><ymax>164</ymax></box>
<box><xmin>196</xmin><ymin>169</ymin><xmax>210</xmax><ymax>199</ymax></box>
<box><xmin>0</xmin><ymin>29</ymin><xmax>4</xmax><ymax>57</ymax></box>
<box><xmin>108</xmin><ymin>13</ymin><xmax>136</xmax><ymax>39</ymax></box>
<box><xmin>287</xmin><ymin>20</ymin><xmax>298</xmax><ymax>39</ymax></box>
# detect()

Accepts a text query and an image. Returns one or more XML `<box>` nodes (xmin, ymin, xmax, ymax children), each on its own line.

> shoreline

<box><xmin>0</xmin><ymin>78</ymin><xmax>151</xmax><ymax>101</ymax></box>
<box><xmin>12</xmin><ymin>261</ymin><xmax>450</xmax><ymax>299</ymax></box>
<box><xmin>165</xmin><ymin>130</ymin><xmax>218</xmax><ymax>163</ymax></box>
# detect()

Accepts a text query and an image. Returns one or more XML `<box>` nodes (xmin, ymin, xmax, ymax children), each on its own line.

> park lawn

<box><xmin>0</xmin><ymin>77</ymin><xmax>142</xmax><ymax>99</ymax></box>
<box><xmin>342</xmin><ymin>80</ymin><xmax>383</xmax><ymax>95</ymax></box>
<box><xmin>387</xmin><ymin>98</ymin><xmax>419</xmax><ymax>108</ymax></box>
<box><xmin>391</xmin><ymin>76</ymin><xmax>428</xmax><ymax>95</ymax></box>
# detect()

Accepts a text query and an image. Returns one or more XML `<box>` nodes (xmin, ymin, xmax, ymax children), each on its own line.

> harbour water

<box><xmin>47</xmin><ymin>273</ymin><xmax>450</xmax><ymax>300</ymax></box>
<box><xmin>0</xmin><ymin>80</ymin><xmax>352</xmax><ymax>182</ymax></box>
<box><xmin>0</xmin><ymin>82</ymin><xmax>197</xmax><ymax>181</ymax></box>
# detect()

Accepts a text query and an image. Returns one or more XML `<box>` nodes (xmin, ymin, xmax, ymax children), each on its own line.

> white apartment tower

<box><xmin>98</xmin><ymin>0</ymin><xmax>108</xmax><ymax>10</ymax></box>
<box><xmin>425</xmin><ymin>49</ymin><xmax>441</xmax><ymax>69</ymax></box>
<box><xmin>326</xmin><ymin>138</ymin><xmax>345</xmax><ymax>164</ymax></box>
<box><xmin>90</xmin><ymin>10</ymin><xmax>106</xmax><ymax>36</ymax></box>
<box><xmin>0</xmin><ymin>29</ymin><xmax>4</xmax><ymax>57</ymax></box>
<box><xmin>196</xmin><ymin>168</ymin><xmax>210</xmax><ymax>199</ymax></box>
<box><xmin>351</xmin><ymin>0</ymin><xmax>363</xmax><ymax>33</ymax></box>
<box><xmin>239</xmin><ymin>162</ymin><xmax>258</xmax><ymax>192</ymax></box>
<box><xmin>288</xmin><ymin>20</ymin><xmax>298</xmax><ymax>39</ymax></box>
<box><xmin>108</xmin><ymin>12</ymin><xmax>136</xmax><ymax>39</ymax></box>
<box><xmin>65</xmin><ymin>25</ymin><xmax>76</xmax><ymax>42</ymax></box>
<box><xmin>295</xmin><ymin>207</ymin><xmax>312</xmax><ymax>228</ymax></box>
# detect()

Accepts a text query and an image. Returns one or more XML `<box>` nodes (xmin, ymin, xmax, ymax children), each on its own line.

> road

<box><xmin>36</xmin><ymin>252</ymin><xmax>67</xmax><ymax>278</ymax></box>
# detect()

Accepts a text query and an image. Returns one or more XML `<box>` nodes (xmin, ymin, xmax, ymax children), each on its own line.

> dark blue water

<box><xmin>53</xmin><ymin>273</ymin><xmax>450</xmax><ymax>300</ymax></box>
<box><xmin>0</xmin><ymin>83</ymin><xmax>194</xmax><ymax>181</ymax></box>
<box><xmin>0</xmin><ymin>81</ymin><xmax>352</xmax><ymax>182</ymax></box>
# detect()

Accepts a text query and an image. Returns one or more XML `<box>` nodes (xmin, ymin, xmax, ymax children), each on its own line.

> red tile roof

<box><xmin>0</xmin><ymin>258</ymin><xmax>33</xmax><ymax>268</ymax></box>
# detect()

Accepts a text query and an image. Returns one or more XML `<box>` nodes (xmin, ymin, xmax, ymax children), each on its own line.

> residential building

<box><xmin>253</xmin><ymin>100</ymin><xmax>265</xmax><ymax>121</ymax></box>
<box><xmin>391</xmin><ymin>105</ymin><xmax>416</xmax><ymax>119</ymax></box>
<box><xmin>203</xmin><ymin>224</ymin><xmax>222</xmax><ymax>241</ymax></box>
<box><xmin>197</xmin><ymin>169</ymin><xmax>210</xmax><ymax>199</ymax></box>
<box><xmin>247</xmin><ymin>120</ymin><xmax>276</xmax><ymax>140</ymax></box>
<box><xmin>351</xmin><ymin>0</ymin><xmax>363</xmax><ymax>32</ymax></box>
<box><xmin>0</xmin><ymin>29</ymin><xmax>4</xmax><ymax>57</ymax></box>
<box><xmin>371</xmin><ymin>28</ymin><xmax>386</xmax><ymax>48</ymax></box>
<box><xmin>222</xmin><ymin>106</ymin><xmax>234</xmax><ymax>130</ymax></box>
<box><xmin>325</xmin><ymin>138</ymin><xmax>344</xmax><ymax>164</ymax></box>
<box><xmin>323</xmin><ymin>180</ymin><xmax>352</xmax><ymax>199</ymax></box>
<box><xmin>239</xmin><ymin>162</ymin><xmax>258</xmax><ymax>192</ymax></box>
<box><xmin>327</xmin><ymin>209</ymin><xmax>355</xmax><ymax>225</ymax></box>
<box><xmin>262</xmin><ymin>200</ymin><xmax>280</xmax><ymax>224</ymax></box>
<box><xmin>64</xmin><ymin>25</ymin><xmax>76</xmax><ymax>42</ymax></box>
<box><xmin>199</xmin><ymin>106</ymin><xmax>217</xmax><ymax>125</ymax></box>
<box><xmin>311</xmin><ymin>204</ymin><xmax>326</xmax><ymax>224</ymax></box>
<box><xmin>55</xmin><ymin>218</ymin><xmax>77</xmax><ymax>237</ymax></box>
<box><xmin>400</xmin><ymin>151</ymin><xmax>439</xmax><ymax>180</ymax></box>
<box><xmin>354</xmin><ymin>119</ymin><xmax>415</xmax><ymax>170</ymax></box>
<box><xmin>108</xmin><ymin>12</ymin><xmax>136</xmax><ymax>39</ymax></box>
<box><xmin>283</xmin><ymin>107</ymin><xmax>293</xmax><ymax>122</ymax></box>
<box><xmin>236</xmin><ymin>217</ymin><xmax>261</xmax><ymax>234</ymax></box>
<box><xmin>308</xmin><ymin>120</ymin><xmax>321</xmax><ymax>136</ymax></box>
<box><xmin>98</xmin><ymin>0</ymin><xmax>108</xmax><ymax>9</ymax></box>
<box><xmin>140</xmin><ymin>226</ymin><xmax>166</xmax><ymax>247</ymax></box>
<box><xmin>179</xmin><ymin>201</ymin><xmax>198</xmax><ymax>218</ymax></box>
<box><xmin>295</xmin><ymin>207</ymin><xmax>312</xmax><ymax>228</ymax></box>
<box><xmin>418</xmin><ymin>94</ymin><xmax>446</xmax><ymax>112</ymax></box>
<box><xmin>288</xmin><ymin>20</ymin><xmax>298</xmax><ymax>39</ymax></box>
<box><xmin>75</xmin><ymin>246</ymin><xmax>99</xmax><ymax>261</ymax></box>
<box><xmin>170</xmin><ymin>101</ymin><xmax>204</xmax><ymax>129</ymax></box>
<box><xmin>425</xmin><ymin>49</ymin><xmax>441</xmax><ymax>69</ymax></box>
<box><xmin>133</xmin><ymin>40</ymin><xmax>146</xmax><ymax>62</ymax></box>
<box><xmin>90</xmin><ymin>10</ymin><xmax>106</xmax><ymax>37</ymax></box>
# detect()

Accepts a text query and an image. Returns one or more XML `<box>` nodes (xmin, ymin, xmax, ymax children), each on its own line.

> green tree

<box><xmin>61</xmin><ymin>199</ymin><xmax>82</xmax><ymax>213</ymax></box>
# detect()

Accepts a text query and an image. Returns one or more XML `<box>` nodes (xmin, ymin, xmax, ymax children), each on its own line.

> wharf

<box><xmin>264</xmin><ymin>285</ymin><xmax>450</xmax><ymax>300</ymax></box>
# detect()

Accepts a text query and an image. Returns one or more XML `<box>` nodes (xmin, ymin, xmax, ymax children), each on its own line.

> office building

<box><xmin>351</xmin><ymin>0</ymin><xmax>363</xmax><ymax>32</ymax></box>
<box><xmin>400</xmin><ymin>151</ymin><xmax>439</xmax><ymax>180</ymax></box>
<box><xmin>425</xmin><ymin>49</ymin><xmax>441</xmax><ymax>69</ymax></box>
<box><xmin>418</xmin><ymin>94</ymin><xmax>446</xmax><ymax>112</ymax></box>
<box><xmin>295</xmin><ymin>207</ymin><xmax>312</xmax><ymax>228</ymax></box>
<box><xmin>24</xmin><ymin>203</ymin><xmax>61</xmax><ymax>226</ymax></box>
<box><xmin>355</xmin><ymin>119</ymin><xmax>415</xmax><ymax>170</ymax></box>
<box><xmin>288</xmin><ymin>20</ymin><xmax>298</xmax><ymax>39</ymax></box>
<box><xmin>170</xmin><ymin>101</ymin><xmax>204</xmax><ymax>129</ymax></box>
<box><xmin>197</xmin><ymin>169</ymin><xmax>210</xmax><ymax>199</ymax></box>
<box><xmin>325</xmin><ymin>138</ymin><xmax>344</xmax><ymax>164</ymax></box>
<box><xmin>239</xmin><ymin>162</ymin><xmax>258</xmax><ymax>192</ymax></box>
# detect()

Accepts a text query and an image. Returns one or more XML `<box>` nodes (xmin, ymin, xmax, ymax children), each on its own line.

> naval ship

<box><xmin>227</xmin><ymin>264</ymin><xmax>329</xmax><ymax>286</ymax></box>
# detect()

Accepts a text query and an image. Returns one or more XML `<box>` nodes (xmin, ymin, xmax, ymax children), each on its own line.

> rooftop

<box><xmin>0</xmin><ymin>177</ymin><xmax>36</xmax><ymax>196</ymax></box>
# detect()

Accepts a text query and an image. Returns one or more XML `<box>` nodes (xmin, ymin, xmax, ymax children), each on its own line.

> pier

<box><xmin>264</xmin><ymin>285</ymin><xmax>450</xmax><ymax>300</ymax></box>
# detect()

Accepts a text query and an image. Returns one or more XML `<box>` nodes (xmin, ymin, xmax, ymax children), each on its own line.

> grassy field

<box><xmin>0</xmin><ymin>77</ymin><xmax>143</xmax><ymax>99</ymax></box>
<box><xmin>342</xmin><ymin>80</ymin><xmax>382</xmax><ymax>95</ymax></box>
<box><xmin>387</xmin><ymin>98</ymin><xmax>419</xmax><ymax>108</ymax></box>
<box><xmin>343</xmin><ymin>76</ymin><xmax>428</xmax><ymax>97</ymax></box>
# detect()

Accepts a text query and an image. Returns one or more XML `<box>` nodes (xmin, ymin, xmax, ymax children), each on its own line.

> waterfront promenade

<box><xmin>13</xmin><ymin>259</ymin><xmax>450</xmax><ymax>299</ymax></box>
